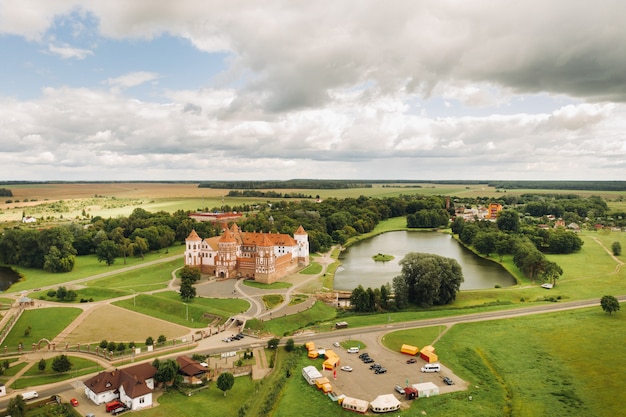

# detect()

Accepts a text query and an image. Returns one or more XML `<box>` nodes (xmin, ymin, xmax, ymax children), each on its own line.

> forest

<box><xmin>0</xmin><ymin>192</ymin><xmax>619</xmax><ymax>277</ymax></box>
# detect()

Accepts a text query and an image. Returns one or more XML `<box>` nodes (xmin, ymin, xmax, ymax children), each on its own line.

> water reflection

<box><xmin>334</xmin><ymin>231</ymin><xmax>516</xmax><ymax>291</ymax></box>
<box><xmin>0</xmin><ymin>266</ymin><xmax>21</xmax><ymax>291</ymax></box>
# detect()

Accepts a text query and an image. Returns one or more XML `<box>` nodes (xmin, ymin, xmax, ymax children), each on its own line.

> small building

<box><xmin>340</xmin><ymin>396</ymin><xmax>369</xmax><ymax>413</ymax></box>
<box><xmin>420</xmin><ymin>345</ymin><xmax>438</xmax><ymax>363</ymax></box>
<box><xmin>404</xmin><ymin>386</ymin><xmax>418</xmax><ymax>400</ymax></box>
<box><xmin>302</xmin><ymin>366</ymin><xmax>323</xmax><ymax>385</ymax></box>
<box><xmin>335</xmin><ymin>321</ymin><xmax>348</xmax><ymax>329</ymax></box>
<box><xmin>323</xmin><ymin>349</ymin><xmax>340</xmax><ymax>370</ymax></box>
<box><xmin>369</xmin><ymin>394</ymin><xmax>401</xmax><ymax>413</ymax></box>
<box><xmin>400</xmin><ymin>344</ymin><xmax>419</xmax><ymax>356</ymax></box>
<box><xmin>176</xmin><ymin>356</ymin><xmax>208</xmax><ymax>384</ymax></box>
<box><xmin>412</xmin><ymin>382</ymin><xmax>440</xmax><ymax>398</ymax></box>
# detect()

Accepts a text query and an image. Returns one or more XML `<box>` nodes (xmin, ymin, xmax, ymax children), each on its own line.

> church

<box><xmin>184</xmin><ymin>224</ymin><xmax>309</xmax><ymax>284</ymax></box>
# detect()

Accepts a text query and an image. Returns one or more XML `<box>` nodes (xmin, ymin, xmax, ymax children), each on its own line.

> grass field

<box><xmin>16</xmin><ymin>355</ymin><xmax>102</xmax><ymax>389</ymax></box>
<box><xmin>60</xmin><ymin>303</ymin><xmax>190</xmax><ymax>345</ymax></box>
<box><xmin>112</xmin><ymin>291</ymin><xmax>249</xmax><ymax>329</ymax></box>
<box><xmin>2</xmin><ymin>308</ymin><xmax>82</xmax><ymax>351</ymax></box>
<box><xmin>7</xmin><ymin>245</ymin><xmax>185</xmax><ymax>293</ymax></box>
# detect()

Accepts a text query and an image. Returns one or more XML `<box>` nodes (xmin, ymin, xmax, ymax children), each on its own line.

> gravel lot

<box><xmin>310</xmin><ymin>333</ymin><xmax>468</xmax><ymax>408</ymax></box>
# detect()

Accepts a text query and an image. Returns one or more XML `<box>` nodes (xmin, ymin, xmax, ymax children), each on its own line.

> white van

<box><xmin>420</xmin><ymin>363</ymin><xmax>441</xmax><ymax>373</ymax></box>
<box><xmin>22</xmin><ymin>391</ymin><xmax>39</xmax><ymax>400</ymax></box>
<box><xmin>347</xmin><ymin>347</ymin><xmax>360</xmax><ymax>354</ymax></box>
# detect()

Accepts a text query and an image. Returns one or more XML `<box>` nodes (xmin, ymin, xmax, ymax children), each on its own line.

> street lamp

<box><xmin>185</xmin><ymin>303</ymin><xmax>188</xmax><ymax>321</ymax></box>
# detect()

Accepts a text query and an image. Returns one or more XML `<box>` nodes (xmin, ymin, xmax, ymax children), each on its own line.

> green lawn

<box><xmin>137</xmin><ymin>376</ymin><xmax>256</xmax><ymax>417</ymax></box>
<box><xmin>243</xmin><ymin>280</ymin><xmax>292</xmax><ymax>290</ymax></box>
<box><xmin>246</xmin><ymin>301</ymin><xmax>337</xmax><ymax>336</ymax></box>
<box><xmin>300</xmin><ymin>262</ymin><xmax>323</xmax><ymax>275</ymax></box>
<box><xmin>8</xmin><ymin>245</ymin><xmax>185</xmax><ymax>293</ymax></box>
<box><xmin>113</xmin><ymin>292</ymin><xmax>249</xmax><ymax>328</ymax></box>
<box><xmin>84</xmin><ymin>258</ymin><xmax>182</xmax><ymax>292</ymax></box>
<box><xmin>15</xmin><ymin>355</ymin><xmax>102</xmax><ymax>389</ymax></box>
<box><xmin>3</xmin><ymin>308</ymin><xmax>82</xmax><ymax>351</ymax></box>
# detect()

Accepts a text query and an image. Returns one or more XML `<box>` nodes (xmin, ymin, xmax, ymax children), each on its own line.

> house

<box><xmin>184</xmin><ymin>224</ymin><xmax>309</xmax><ymax>284</ymax></box>
<box><xmin>176</xmin><ymin>356</ymin><xmax>208</xmax><ymax>384</ymax></box>
<box><xmin>83</xmin><ymin>362</ymin><xmax>156</xmax><ymax>411</ymax></box>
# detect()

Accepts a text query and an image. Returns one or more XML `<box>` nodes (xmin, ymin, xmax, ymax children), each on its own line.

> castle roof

<box><xmin>243</xmin><ymin>231</ymin><xmax>296</xmax><ymax>247</ymax></box>
<box><xmin>219</xmin><ymin>228</ymin><xmax>237</xmax><ymax>243</ymax></box>
<box><xmin>186</xmin><ymin>229</ymin><xmax>202</xmax><ymax>241</ymax></box>
<box><xmin>294</xmin><ymin>225</ymin><xmax>307</xmax><ymax>235</ymax></box>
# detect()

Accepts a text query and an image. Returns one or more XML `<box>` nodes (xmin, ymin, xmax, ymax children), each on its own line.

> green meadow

<box><xmin>2</xmin><ymin>308</ymin><xmax>82</xmax><ymax>351</ymax></box>
<box><xmin>112</xmin><ymin>291</ymin><xmax>249</xmax><ymax>328</ymax></box>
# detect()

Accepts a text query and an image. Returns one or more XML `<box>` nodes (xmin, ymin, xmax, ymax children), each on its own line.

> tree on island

<box><xmin>394</xmin><ymin>252</ymin><xmax>464</xmax><ymax>308</ymax></box>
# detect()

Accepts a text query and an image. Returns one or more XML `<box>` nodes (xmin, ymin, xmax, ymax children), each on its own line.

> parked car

<box><xmin>541</xmin><ymin>283</ymin><xmax>553</xmax><ymax>289</ymax></box>
<box><xmin>70</xmin><ymin>398</ymin><xmax>79</xmax><ymax>407</ymax></box>
<box><xmin>443</xmin><ymin>376</ymin><xmax>454</xmax><ymax>385</ymax></box>
<box><xmin>112</xmin><ymin>406</ymin><xmax>128</xmax><ymax>416</ymax></box>
<box><xmin>374</xmin><ymin>367</ymin><xmax>387</xmax><ymax>374</ymax></box>
<box><xmin>86</xmin><ymin>413</ymin><xmax>96</xmax><ymax>417</ymax></box>
<box><xmin>394</xmin><ymin>385</ymin><xmax>405</xmax><ymax>395</ymax></box>
<box><xmin>347</xmin><ymin>347</ymin><xmax>360</xmax><ymax>353</ymax></box>
<box><xmin>358</xmin><ymin>353</ymin><xmax>369</xmax><ymax>359</ymax></box>
<box><xmin>369</xmin><ymin>363</ymin><xmax>382</xmax><ymax>370</ymax></box>
<box><xmin>406</xmin><ymin>358</ymin><xmax>417</xmax><ymax>364</ymax></box>
<box><xmin>333</xmin><ymin>342</ymin><xmax>340</xmax><ymax>347</ymax></box>
<box><xmin>340</xmin><ymin>365</ymin><xmax>353</xmax><ymax>372</ymax></box>
<box><xmin>363</xmin><ymin>357</ymin><xmax>374</xmax><ymax>363</ymax></box>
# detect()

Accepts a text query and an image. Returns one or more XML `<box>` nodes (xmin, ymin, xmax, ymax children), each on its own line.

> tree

<box><xmin>180</xmin><ymin>265</ymin><xmax>202</xmax><ymax>283</ymax></box>
<box><xmin>392</xmin><ymin>275</ymin><xmax>409</xmax><ymax>309</ymax></box>
<box><xmin>612</xmin><ymin>241</ymin><xmax>622</xmax><ymax>256</ymax></box>
<box><xmin>267</xmin><ymin>338</ymin><xmax>280</xmax><ymax>349</ymax></box>
<box><xmin>157</xmin><ymin>335</ymin><xmax>167</xmax><ymax>345</ymax></box>
<box><xmin>146</xmin><ymin>336</ymin><xmax>154</xmax><ymax>346</ymax></box>
<box><xmin>179</xmin><ymin>280</ymin><xmax>197</xmax><ymax>302</ymax></box>
<box><xmin>285</xmin><ymin>338</ymin><xmax>295</xmax><ymax>352</ymax></box>
<box><xmin>601</xmin><ymin>295</ymin><xmax>620</xmax><ymax>314</ymax></box>
<box><xmin>496</xmin><ymin>209</ymin><xmax>520</xmax><ymax>233</ymax></box>
<box><xmin>217</xmin><ymin>372</ymin><xmax>235</xmax><ymax>396</ymax></box>
<box><xmin>398</xmin><ymin>252</ymin><xmax>464</xmax><ymax>307</ymax></box>
<box><xmin>51</xmin><ymin>354</ymin><xmax>72</xmax><ymax>373</ymax></box>
<box><xmin>56</xmin><ymin>286</ymin><xmax>68</xmax><ymax>301</ymax></box>
<box><xmin>96</xmin><ymin>240</ymin><xmax>119</xmax><ymax>266</ymax></box>
<box><xmin>38</xmin><ymin>358</ymin><xmax>46</xmax><ymax>371</ymax></box>
<box><xmin>7</xmin><ymin>395</ymin><xmax>26</xmax><ymax>417</ymax></box>
<box><xmin>154</xmin><ymin>359</ymin><xmax>180</xmax><ymax>390</ymax></box>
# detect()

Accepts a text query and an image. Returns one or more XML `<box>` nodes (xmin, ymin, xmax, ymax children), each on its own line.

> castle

<box><xmin>184</xmin><ymin>224</ymin><xmax>309</xmax><ymax>284</ymax></box>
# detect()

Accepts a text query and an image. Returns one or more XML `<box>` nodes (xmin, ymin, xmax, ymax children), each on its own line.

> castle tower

<box><xmin>215</xmin><ymin>228</ymin><xmax>238</xmax><ymax>278</ymax></box>
<box><xmin>255</xmin><ymin>234</ymin><xmax>276</xmax><ymax>284</ymax></box>
<box><xmin>184</xmin><ymin>229</ymin><xmax>203</xmax><ymax>268</ymax></box>
<box><xmin>294</xmin><ymin>225</ymin><xmax>310</xmax><ymax>266</ymax></box>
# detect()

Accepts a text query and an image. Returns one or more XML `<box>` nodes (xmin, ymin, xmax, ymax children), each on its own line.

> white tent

<box><xmin>369</xmin><ymin>394</ymin><xmax>401</xmax><ymax>413</ymax></box>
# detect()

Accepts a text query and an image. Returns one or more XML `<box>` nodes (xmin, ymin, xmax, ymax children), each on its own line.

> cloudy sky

<box><xmin>1</xmin><ymin>1</ymin><xmax>625</xmax><ymax>181</ymax></box>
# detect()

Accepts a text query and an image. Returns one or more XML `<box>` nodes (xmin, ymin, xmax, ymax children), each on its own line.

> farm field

<box><xmin>3</xmin><ymin>181</ymin><xmax>625</xmax><ymax>225</ymax></box>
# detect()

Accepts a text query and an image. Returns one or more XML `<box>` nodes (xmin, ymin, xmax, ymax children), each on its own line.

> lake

<box><xmin>334</xmin><ymin>231</ymin><xmax>516</xmax><ymax>291</ymax></box>
<box><xmin>0</xmin><ymin>265</ymin><xmax>21</xmax><ymax>292</ymax></box>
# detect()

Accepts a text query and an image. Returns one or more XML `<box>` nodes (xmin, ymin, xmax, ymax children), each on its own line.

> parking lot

<box><xmin>310</xmin><ymin>333</ymin><xmax>467</xmax><ymax>406</ymax></box>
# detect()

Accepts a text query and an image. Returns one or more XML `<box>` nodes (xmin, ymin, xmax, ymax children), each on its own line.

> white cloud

<box><xmin>105</xmin><ymin>72</ymin><xmax>159</xmax><ymax>89</ymax></box>
<box><xmin>48</xmin><ymin>42</ymin><xmax>93</xmax><ymax>59</ymax></box>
